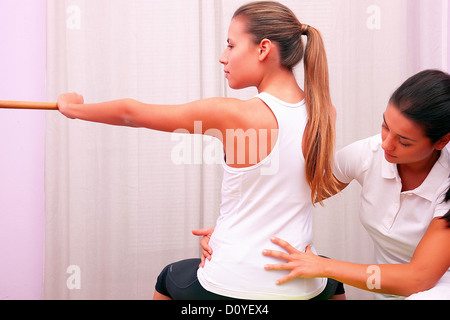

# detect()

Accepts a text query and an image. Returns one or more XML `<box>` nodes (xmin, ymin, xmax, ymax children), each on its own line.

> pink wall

<box><xmin>0</xmin><ymin>0</ymin><xmax>46</xmax><ymax>299</ymax></box>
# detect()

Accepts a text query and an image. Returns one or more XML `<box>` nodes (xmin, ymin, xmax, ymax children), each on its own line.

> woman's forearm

<box><xmin>324</xmin><ymin>218</ymin><xmax>450</xmax><ymax>297</ymax></box>
<box><xmin>63</xmin><ymin>98</ymin><xmax>139</xmax><ymax>127</ymax></box>
<box><xmin>323</xmin><ymin>259</ymin><xmax>433</xmax><ymax>297</ymax></box>
<box><xmin>264</xmin><ymin>235</ymin><xmax>446</xmax><ymax>298</ymax></box>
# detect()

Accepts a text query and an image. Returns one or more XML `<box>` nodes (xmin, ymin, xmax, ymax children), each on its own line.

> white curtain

<box><xmin>44</xmin><ymin>0</ymin><xmax>449</xmax><ymax>300</ymax></box>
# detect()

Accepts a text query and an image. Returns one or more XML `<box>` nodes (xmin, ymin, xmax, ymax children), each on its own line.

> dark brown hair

<box><xmin>390</xmin><ymin>70</ymin><xmax>450</xmax><ymax>227</ymax></box>
<box><xmin>389</xmin><ymin>69</ymin><xmax>450</xmax><ymax>144</ymax></box>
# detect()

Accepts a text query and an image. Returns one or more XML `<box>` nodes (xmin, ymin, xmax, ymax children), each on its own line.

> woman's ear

<box><xmin>434</xmin><ymin>133</ymin><xmax>450</xmax><ymax>151</ymax></box>
<box><xmin>258</xmin><ymin>39</ymin><xmax>272</xmax><ymax>61</ymax></box>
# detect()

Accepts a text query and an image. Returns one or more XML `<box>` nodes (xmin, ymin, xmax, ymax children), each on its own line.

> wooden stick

<box><xmin>0</xmin><ymin>100</ymin><xmax>58</xmax><ymax>110</ymax></box>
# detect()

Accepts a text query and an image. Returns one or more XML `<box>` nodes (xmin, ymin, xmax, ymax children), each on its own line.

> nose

<box><xmin>381</xmin><ymin>133</ymin><xmax>395</xmax><ymax>152</ymax></box>
<box><xmin>219</xmin><ymin>49</ymin><xmax>228</xmax><ymax>65</ymax></box>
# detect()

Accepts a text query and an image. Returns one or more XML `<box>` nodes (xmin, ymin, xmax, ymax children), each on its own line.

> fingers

<box><xmin>192</xmin><ymin>227</ymin><xmax>214</xmax><ymax>255</ymax></box>
<box><xmin>199</xmin><ymin>255</ymin><xmax>205</xmax><ymax>268</ymax></box>
<box><xmin>262</xmin><ymin>237</ymin><xmax>305</xmax><ymax>262</ymax></box>
<box><xmin>192</xmin><ymin>227</ymin><xmax>214</xmax><ymax>236</ymax></box>
<box><xmin>202</xmin><ymin>246</ymin><xmax>212</xmax><ymax>262</ymax></box>
<box><xmin>262</xmin><ymin>249</ymin><xmax>291</xmax><ymax>261</ymax></box>
<box><xmin>263</xmin><ymin>238</ymin><xmax>308</xmax><ymax>286</ymax></box>
<box><xmin>274</xmin><ymin>273</ymin><xmax>297</xmax><ymax>286</ymax></box>
<box><xmin>264</xmin><ymin>262</ymin><xmax>293</xmax><ymax>271</ymax></box>
<box><xmin>270</xmin><ymin>237</ymin><xmax>300</xmax><ymax>254</ymax></box>
<box><xmin>58</xmin><ymin>92</ymin><xmax>84</xmax><ymax>105</ymax></box>
<box><xmin>57</xmin><ymin>93</ymin><xmax>84</xmax><ymax>119</ymax></box>
<box><xmin>192</xmin><ymin>227</ymin><xmax>214</xmax><ymax>266</ymax></box>
<box><xmin>263</xmin><ymin>263</ymin><xmax>297</xmax><ymax>285</ymax></box>
<box><xmin>200</xmin><ymin>235</ymin><xmax>213</xmax><ymax>255</ymax></box>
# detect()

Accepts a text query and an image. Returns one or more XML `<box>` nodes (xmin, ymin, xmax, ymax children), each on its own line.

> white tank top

<box><xmin>197</xmin><ymin>92</ymin><xmax>326</xmax><ymax>300</ymax></box>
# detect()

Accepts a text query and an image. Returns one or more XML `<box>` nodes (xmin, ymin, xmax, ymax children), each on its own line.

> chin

<box><xmin>229</xmin><ymin>83</ymin><xmax>251</xmax><ymax>90</ymax></box>
<box><xmin>227</xmin><ymin>82</ymin><xmax>240</xmax><ymax>90</ymax></box>
<box><xmin>384</xmin><ymin>156</ymin><xmax>397</xmax><ymax>164</ymax></box>
<box><xmin>384</xmin><ymin>151</ymin><xmax>400</xmax><ymax>164</ymax></box>
<box><xmin>226</xmin><ymin>78</ymin><xmax>251</xmax><ymax>90</ymax></box>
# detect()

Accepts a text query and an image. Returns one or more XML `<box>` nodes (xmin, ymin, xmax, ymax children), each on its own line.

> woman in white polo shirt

<box><xmin>262</xmin><ymin>69</ymin><xmax>450</xmax><ymax>299</ymax></box>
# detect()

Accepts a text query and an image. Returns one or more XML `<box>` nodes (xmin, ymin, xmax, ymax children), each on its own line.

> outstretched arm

<box><xmin>263</xmin><ymin>217</ymin><xmax>450</xmax><ymax>297</ymax></box>
<box><xmin>57</xmin><ymin>93</ymin><xmax>241</xmax><ymax>138</ymax></box>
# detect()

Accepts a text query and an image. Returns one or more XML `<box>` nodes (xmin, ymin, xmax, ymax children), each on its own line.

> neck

<box><xmin>257</xmin><ymin>68</ymin><xmax>304</xmax><ymax>103</ymax></box>
<box><xmin>397</xmin><ymin>150</ymin><xmax>441</xmax><ymax>191</ymax></box>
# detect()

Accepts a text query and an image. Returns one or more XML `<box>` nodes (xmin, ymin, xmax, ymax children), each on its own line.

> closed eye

<box><xmin>382</xmin><ymin>115</ymin><xmax>414</xmax><ymax>147</ymax></box>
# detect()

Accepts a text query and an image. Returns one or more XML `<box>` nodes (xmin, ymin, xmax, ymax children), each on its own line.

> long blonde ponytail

<box><xmin>302</xmin><ymin>26</ymin><xmax>341</xmax><ymax>204</ymax></box>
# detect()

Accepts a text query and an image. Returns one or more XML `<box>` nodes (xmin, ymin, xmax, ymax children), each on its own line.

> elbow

<box><xmin>122</xmin><ymin>99</ymin><xmax>139</xmax><ymax>127</ymax></box>
<box><xmin>404</xmin><ymin>281</ymin><xmax>435</xmax><ymax>297</ymax></box>
<box><xmin>400</xmin><ymin>268</ymin><xmax>440</xmax><ymax>297</ymax></box>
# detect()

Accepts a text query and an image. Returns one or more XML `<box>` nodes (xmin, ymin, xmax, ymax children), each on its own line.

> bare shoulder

<box><xmin>200</xmin><ymin>97</ymin><xmax>275</xmax><ymax>126</ymax></box>
<box><xmin>189</xmin><ymin>97</ymin><xmax>246</xmax><ymax>119</ymax></box>
<box><xmin>203</xmin><ymin>96</ymin><xmax>259</xmax><ymax>112</ymax></box>
<box><xmin>236</xmin><ymin>97</ymin><xmax>278</xmax><ymax>130</ymax></box>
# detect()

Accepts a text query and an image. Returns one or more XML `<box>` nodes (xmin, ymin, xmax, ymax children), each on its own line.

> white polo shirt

<box><xmin>334</xmin><ymin>134</ymin><xmax>450</xmax><ymax>299</ymax></box>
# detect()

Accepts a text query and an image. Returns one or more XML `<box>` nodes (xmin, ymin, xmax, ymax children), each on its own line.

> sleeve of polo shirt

<box><xmin>433</xmin><ymin>181</ymin><xmax>450</xmax><ymax>218</ymax></box>
<box><xmin>333</xmin><ymin>136</ymin><xmax>377</xmax><ymax>184</ymax></box>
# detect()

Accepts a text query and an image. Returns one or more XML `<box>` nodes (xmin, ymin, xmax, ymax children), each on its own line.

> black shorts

<box><xmin>155</xmin><ymin>258</ymin><xmax>345</xmax><ymax>300</ymax></box>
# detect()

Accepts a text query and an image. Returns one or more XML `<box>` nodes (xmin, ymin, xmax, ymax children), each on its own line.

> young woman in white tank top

<box><xmin>57</xmin><ymin>1</ymin><xmax>343</xmax><ymax>300</ymax></box>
